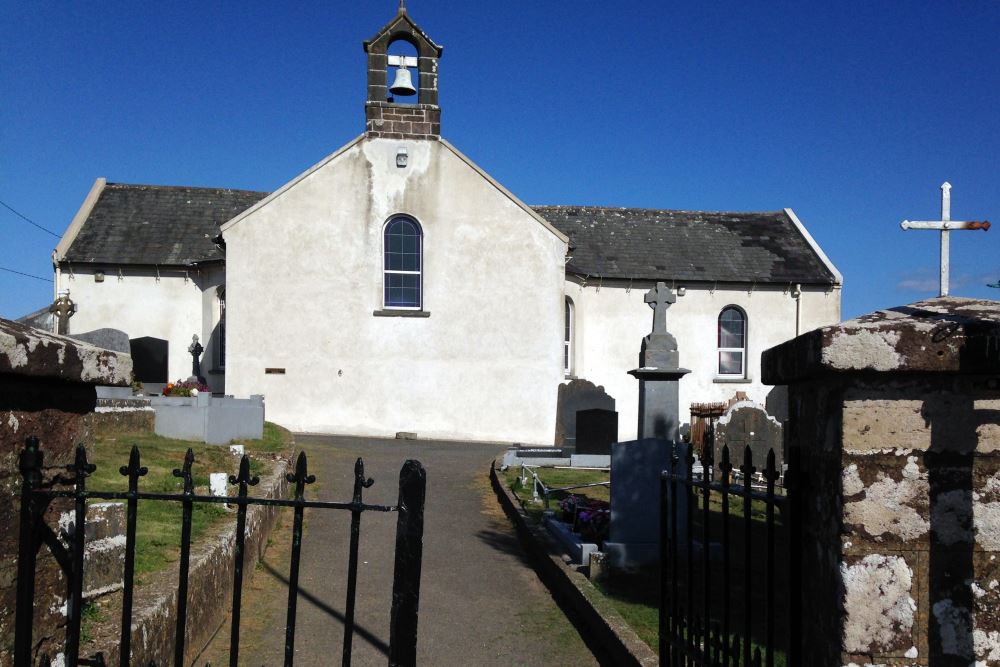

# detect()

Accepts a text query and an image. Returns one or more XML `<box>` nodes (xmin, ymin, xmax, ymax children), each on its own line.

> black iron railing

<box><xmin>13</xmin><ymin>436</ymin><xmax>426</xmax><ymax>667</ymax></box>
<box><xmin>659</xmin><ymin>442</ymin><xmax>802</xmax><ymax>667</ymax></box>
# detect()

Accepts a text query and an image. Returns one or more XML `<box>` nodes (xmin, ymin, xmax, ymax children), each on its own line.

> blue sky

<box><xmin>2</xmin><ymin>1</ymin><xmax>998</xmax><ymax>320</ymax></box>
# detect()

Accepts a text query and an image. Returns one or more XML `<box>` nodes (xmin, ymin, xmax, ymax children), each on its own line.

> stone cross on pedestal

<box><xmin>644</xmin><ymin>281</ymin><xmax>676</xmax><ymax>335</ymax></box>
<box><xmin>48</xmin><ymin>289</ymin><xmax>76</xmax><ymax>335</ymax></box>
<box><xmin>188</xmin><ymin>334</ymin><xmax>204</xmax><ymax>382</ymax></box>
<box><xmin>900</xmin><ymin>182</ymin><xmax>990</xmax><ymax>296</ymax></box>
<box><xmin>628</xmin><ymin>282</ymin><xmax>689</xmax><ymax>441</ymax></box>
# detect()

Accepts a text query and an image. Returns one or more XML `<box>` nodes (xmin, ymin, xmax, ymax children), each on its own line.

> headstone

<box><xmin>604</xmin><ymin>438</ymin><xmax>688</xmax><ymax>569</ymax></box>
<box><xmin>555</xmin><ymin>379</ymin><xmax>615</xmax><ymax>447</ymax></box>
<box><xmin>68</xmin><ymin>329</ymin><xmax>134</xmax><ymax>398</ymax></box>
<box><xmin>606</xmin><ymin>281</ymin><xmax>691</xmax><ymax>569</ymax></box>
<box><xmin>130</xmin><ymin>336</ymin><xmax>168</xmax><ymax>385</ymax></box>
<box><xmin>572</xmin><ymin>408</ymin><xmax>617</xmax><ymax>466</ymax></box>
<box><xmin>48</xmin><ymin>289</ymin><xmax>76</xmax><ymax>335</ymax></box>
<box><xmin>713</xmin><ymin>401</ymin><xmax>783</xmax><ymax>478</ymax></box>
<box><xmin>188</xmin><ymin>334</ymin><xmax>205</xmax><ymax>383</ymax></box>
<box><xmin>67</xmin><ymin>328</ymin><xmax>131</xmax><ymax>354</ymax></box>
<box><xmin>628</xmin><ymin>282</ymin><xmax>690</xmax><ymax>440</ymax></box>
<box><xmin>576</xmin><ymin>409</ymin><xmax>617</xmax><ymax>455</ymax></box>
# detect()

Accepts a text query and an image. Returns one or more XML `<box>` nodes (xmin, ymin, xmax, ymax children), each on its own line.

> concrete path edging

<box><xmin>490</xmin><ymin>459</ymin><xmax>659</xmax><ymax>667</ymax></box>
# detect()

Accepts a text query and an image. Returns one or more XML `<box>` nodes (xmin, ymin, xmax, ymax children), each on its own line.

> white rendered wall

<box><xmin>223</xmin><ymin>137</ymin><xmax>567</xmax><ymax>443</ymax></box>
<box><xmin>57</xmin><ymin>267</ymin><xmax>218</xmax><ymax>384</ymax></box>
<box><xmin>564</xmin><ymin>280</ymin><xmax>841</xmax><ymax>441</ymax></box>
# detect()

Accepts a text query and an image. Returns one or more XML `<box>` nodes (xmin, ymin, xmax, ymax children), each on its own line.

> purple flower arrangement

<box><xmin>558</xmin><ymin>494</ymin><xmax>610</xmax><ymax>545</ymax></box>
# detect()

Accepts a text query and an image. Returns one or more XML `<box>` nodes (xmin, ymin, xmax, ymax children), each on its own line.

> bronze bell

<box><xmin>390</xmin><ymin>65</ymin><xmax>417</xmax><ymax>97</ymax></box>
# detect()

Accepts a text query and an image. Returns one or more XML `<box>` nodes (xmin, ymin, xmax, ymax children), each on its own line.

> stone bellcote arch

<box><xmin>363</xmin><ymin>5</ymin><xmax>443</xmax><ymax>139</ymax></box>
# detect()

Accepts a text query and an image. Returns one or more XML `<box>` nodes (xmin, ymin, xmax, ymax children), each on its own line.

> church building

<box><xmin>47</xmin><ymin>7</ymin><xmax>842</xmax><ymax>445</ymax></box>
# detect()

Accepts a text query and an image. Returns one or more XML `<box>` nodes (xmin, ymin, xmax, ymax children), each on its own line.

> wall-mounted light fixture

<box><xmin>396</xmin><ymin>147</ymin><xmax>408</xmax><ymax>168</ymax></box>
<box><xmin>94</xmin><ymin>271</ymin><xmax>105</xmax><ymax>283</ymax></box>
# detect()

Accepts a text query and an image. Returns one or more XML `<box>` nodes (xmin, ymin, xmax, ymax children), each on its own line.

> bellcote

<box><xmin>363</xmin><ymin>4</ymin><xmax>443</xmax><ymax>140</ymax></box>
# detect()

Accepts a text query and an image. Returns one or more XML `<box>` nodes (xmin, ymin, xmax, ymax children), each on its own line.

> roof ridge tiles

<box><xmin>105</xmin><ymin>182</ymin><xmax>270</xmax><ymax>196</ymax></box>
<box><xmin>530</xmin><ymin>204</ymin><xmax>786</xmax><ymax>216</ymax></box>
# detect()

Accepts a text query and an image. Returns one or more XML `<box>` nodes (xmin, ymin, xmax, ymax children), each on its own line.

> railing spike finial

<box><xmin>720</xmin><ymin>444</ymin><xmax>732</xmax><ymax>476</ymax></box>
<box><xmin>764</xmin><ymin>448</ymin><xmax>780</xmax><ymax>483</ymax></box>
<box><xmin>19</xmin><ymin>435</ymin><xmax>43</xmax><ymax>483</ymax></box>
<box><xmin>69</xmin><ymin>443</ymin><xmax>97</xmax><ymax>478</ymax></box>
<box><xmin>286</xmin><ymin>450</ymin><xmax>317</xmax><ymax>487</ymax></box>
<box><xmin>229</xmin><ymin>454</ymin><xmax>260</xmax><ymax>488</ymax></box>
<box><xmin>119</xmin><ymin>445</ymin><xmax>149</xmax><ymax>482</ymax></box>
<box><xmin>173</xmin><ymin>448</ymin><xmax>196</xmax><ymax>494</ymax></box>
<box><xmin>354</xmin><ymin>457</ymin><xmax>375</xmax><ymax>499</ymax></box>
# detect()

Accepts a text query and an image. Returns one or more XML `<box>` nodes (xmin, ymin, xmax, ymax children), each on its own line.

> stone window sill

<box><xmin>714</xmin><ymin>376</ymin><xmax>752</xmax><ymax>384</ymax></box>
<box><xmin>373</xmin><ymin>309</ymin><xmax>431</xmax><ymax>318</ymax></box>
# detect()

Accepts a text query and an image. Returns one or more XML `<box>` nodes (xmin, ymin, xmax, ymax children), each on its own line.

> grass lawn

<box><xmin>86</xmin><ymin>422</ymin><xmax>293</xmax><ymax>577</ymax></box>
<box><xmin>500</xmin><ymin>466</ymin><xmax>788</xmax><ymax>662</ymax></box>
<box><xmin>502</xmin><ymin>465</ymin><xmax>609</xmax><ymax>522</ymax></box>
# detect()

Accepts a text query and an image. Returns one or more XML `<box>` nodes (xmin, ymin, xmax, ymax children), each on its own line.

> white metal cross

<box><xmin>900</xmin><ymin>182</ymin><xmax>990</xmax><ymax>296</ymax></box>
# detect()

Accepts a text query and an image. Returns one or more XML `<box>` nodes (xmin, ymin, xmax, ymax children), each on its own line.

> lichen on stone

<box><xmin>846</xmin><ymin>467</ymin><xmax>929</xmax><ymax>541</ymax></box>
<box><xmin>822</xmin><ymin>328</ymin><xmax>903</xmax><ymax>371</ymax></box>
<box><xmin>841</xmin><ymin>554</ymin><xmax>915</xmax><ymax>653</ymax></box>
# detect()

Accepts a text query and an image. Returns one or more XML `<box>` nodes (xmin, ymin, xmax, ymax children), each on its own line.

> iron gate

<box><xmin>659</xmin><ymin>439</ymin><xmax>803</xmax><ymax>666</ymax></box>
<box><xmin>13</xmin><ymin>436</ymin><xmax>425</xmax><ymax>667</ymax></box>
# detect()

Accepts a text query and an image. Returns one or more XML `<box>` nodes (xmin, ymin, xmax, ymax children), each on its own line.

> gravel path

<box><xmin>197</xmin><ymin>435</ymin><xmax>599</xmax><ymax>666</ymax></box>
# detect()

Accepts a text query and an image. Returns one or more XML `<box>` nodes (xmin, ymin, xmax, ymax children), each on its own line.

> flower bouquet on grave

<box><xmin>558</xmin><ymin>494</ymin><xmax>588</xmax><ymax>523</ymax></box>
<box><xmin>163</xmin><ymin>379</ymin><xmax>210</xmax><ymax>397</ymax></box>
<box><xmin>577</xmin><ymin>504</ymin><xmax>610</xmax><ymax>545</ymax></box>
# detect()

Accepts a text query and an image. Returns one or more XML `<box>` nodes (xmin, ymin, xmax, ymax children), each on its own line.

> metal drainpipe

<box><xmin>793</xmin><ymin>284</ymin><xmax>802</xmax><ymax>337</ymax></box>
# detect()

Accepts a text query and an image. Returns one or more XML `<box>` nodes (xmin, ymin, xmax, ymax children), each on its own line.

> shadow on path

<box><xmin>259</xmin><ymin>561</ymin><xmax>390</xmax><ymax>657</ymax></box>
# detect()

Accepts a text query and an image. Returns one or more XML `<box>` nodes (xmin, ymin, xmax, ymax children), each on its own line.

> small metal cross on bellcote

<box><xmin>900</xmin><ymin>182</ymin><xmax>990</xmax><ymax>296</ymax></box>
<box><xmin>644</xmin><ymin>281</ymin><xmax>677</xmax><ymax>335</ymax></box>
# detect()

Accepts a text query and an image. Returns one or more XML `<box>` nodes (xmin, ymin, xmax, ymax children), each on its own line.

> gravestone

<box><xmin>628</xmin><ymin>282</ymin><xmax>689</xmax><ymax>440</ymax></box>
<box><xmin>69</xmin><ymin>329</ymin><xmax>133</xmax><ymax>398</ymax></box>
<box><xmin>68</xmin><ymin>328</ymin><xmax>131</xmax><ymax>354</ymax></box>
<box><xmin>130</xmin><ymin>336</ymin><xmax>168</xmax><ymax>388</ymax></box>
<box><xmin>572</xmin><ymin>408</ymin><xmax>617</xmax><ymax>466</ymax></box>
<box><xmin>605</xmin><ymin>281</ymin><xmax>690</xmax><ymax>569</ymax></box>
<box><xmin>188</xmin><ymin>334</ymin><xmax>206</xmax><ymax>384</ymax></box>
<box><xmin>555</xmin><ymin>379</ymin><xmax>615</xmax><ymax>447</ymax></box>
<box><xmin>604</xmin><ymin>439</ymin><xmax>689</xmax><ymax>569</ymax></box>
<box><xmin>576</xmin><ymin>409</ymin><xmax>617</xmax><ymax>455</ymax></box>
<box><xmin>713</xmin><ymin>401</ymin><xmax>783</xmax><ymax>478</ymax></box>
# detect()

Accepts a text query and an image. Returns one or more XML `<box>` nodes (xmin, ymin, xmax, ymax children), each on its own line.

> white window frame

<box><xmin>382</xmin><ymin>215</ymin><xmax>423</xmax><ymax>311</ymax></box>
<box><xmin>717</xmin><ymin>306</ymin><xmax>747</xmax><ymax>377</ymax></box>
<box><xmin>564</xmin><ymin>297</ymin><xmax>574</xmax><ymax>377</ymax></box>
<box><xmin>217</xmin><ymin>287</ymin><xmax>226</xmax><ymax>370</ymax></box>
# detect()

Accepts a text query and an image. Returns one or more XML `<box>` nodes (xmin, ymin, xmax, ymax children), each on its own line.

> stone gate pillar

<box><xmin>762</xmin><ymin>297</ymin><xmax>1000</xmax><ymax>666</ymax></box>
<box><xmin>0</xmin><ymin>318</ymin><xmax>132</xmax><ymax>665</ymax></box>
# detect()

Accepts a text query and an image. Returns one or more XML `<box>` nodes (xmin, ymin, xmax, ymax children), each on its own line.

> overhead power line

<box><xmin>0</xmin><ymin>199</ymin><xmax>60</xmax><ymax>238</ymax></box>
<box><xmin>0</xmin><ymin>266</ymin><xmax>53</xmax><ymax>282</ymax></box>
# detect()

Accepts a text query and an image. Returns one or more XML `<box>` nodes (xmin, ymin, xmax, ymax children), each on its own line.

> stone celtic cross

<box><xmin>644</xmin><ymin>282</ymin><xmax>676</xmax><ymax>335</ymax></box>
<box><xmin>900</xmin><ymin>182</ymin><xmax>990</xmax><ymax>296</ymax></box>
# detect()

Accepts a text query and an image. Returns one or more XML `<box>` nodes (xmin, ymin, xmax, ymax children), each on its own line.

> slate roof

<box><xmin>60</xmin><ymin>184</ymin><xmax>838</xmax><ymax>285</ymax></box>
<box><xmin>60</xmin><ymin>183</ymin><xmax>268</xmax><ymax>266</ymax></box>
<box><xmin>533</xmin><ymin>206</ymin><xmax>838</xmax><ymax>285</ymax></box>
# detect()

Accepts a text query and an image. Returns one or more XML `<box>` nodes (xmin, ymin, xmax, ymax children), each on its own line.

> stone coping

<box><xmin>0</xmin><ymin>318</ymin><xmax>132</xmax><ymax>386</ymax></box>
<box><xmin>763</xmin><ymin>296</ymin><xmax>1000</xmax><ymax>384</ymax></box>
<box><xmin>490</xmin><ymin>458</ymin><xmax>658</xmax><ymax>666</ymax></box>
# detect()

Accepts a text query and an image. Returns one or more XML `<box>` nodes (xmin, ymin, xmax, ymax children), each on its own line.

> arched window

<box><xmin>384</xmin><ymin>216</ymin><xmax>422</xmax><ymax>309</ymax></box>
<box><xmin>564</xmin><ymin>297</ymin><xmax>574</xmax><ymax>376</ymax></box>
<box><xmin>718</xmin><ymin>307</ymin><xmax>747</xmax><ymax>377</ymax></box>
